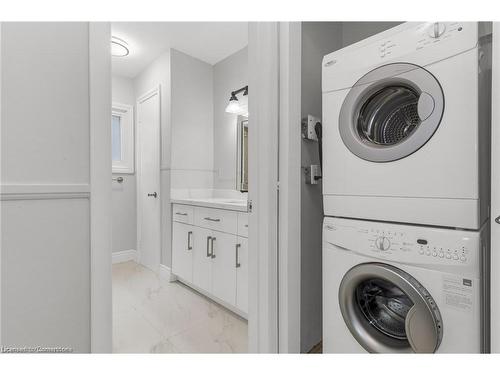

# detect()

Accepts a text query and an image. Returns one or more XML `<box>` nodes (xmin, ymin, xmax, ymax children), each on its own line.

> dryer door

<box><xmin>338</xmin><ymin>262</ymin><xmax>443</xmax><ymax>353</ymax></box>
<box><xmin>339</xmin><ymin>63</ymin><xmax>444</xmax><ymax>162</ymax></box>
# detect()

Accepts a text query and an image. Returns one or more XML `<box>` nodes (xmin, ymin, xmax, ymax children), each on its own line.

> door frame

<box><xmin>136</xmin><ymin>86</ymin><xmax>161</xmax><ymax>272</ymax></box>
<box><xmin>277</xmin><ymin>21</ymin><xmax>302</xmax><ymax>353</ymax></box>
<box><xmin>89</xmin><ymin>22</ymin><xmax>113</xmax><ymax>352</ymax></box>
<box><xmin>490</xmin><ymin>22</ymin><xmax>500</xmax><ymax>353</ymax></box>
<box><xmin>248</xmin><ymin>22</ymin><xmax>280</xmax><ymax>352</ymax></box>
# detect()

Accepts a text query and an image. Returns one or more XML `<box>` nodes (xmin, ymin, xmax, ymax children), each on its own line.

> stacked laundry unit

<box><xmin>321</xmin><ymin>22</ymin><xmax>491</xmax><ymax>353</ymax></box>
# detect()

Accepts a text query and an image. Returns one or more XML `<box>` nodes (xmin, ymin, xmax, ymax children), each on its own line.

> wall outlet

<box><xmin>305</xmin><ymin>164</ymin><xmax>322</xmax><ymax>185</ymax></box>
<box><xmin>301</xmin><ymin>115</ymin><xmax>321</xmax><ymax>141</ymax></box>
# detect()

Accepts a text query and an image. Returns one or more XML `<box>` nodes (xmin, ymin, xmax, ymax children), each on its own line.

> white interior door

<box><xmin>137</xmin><ymin>87</ymin><xmax>161</xmax><ymax>272</ymax></box>
<box><xmin>491</xmin><ymin>23</ymin><xmax>500</xmax><ymax>353</ymax></box>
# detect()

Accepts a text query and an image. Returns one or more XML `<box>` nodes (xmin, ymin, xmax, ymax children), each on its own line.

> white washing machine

<box><xmin>322</xmin><ymin>22</ymin><xmax>491</xmax><ymax>229</ymax></box>
<box><xmin>322</xmin><ymin>216</ymin><xmax>489</xmax><ymax>353</ymax></box>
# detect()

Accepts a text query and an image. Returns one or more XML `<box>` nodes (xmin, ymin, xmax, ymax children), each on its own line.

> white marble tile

<box><xmin>112</xmin><ymin>261</ymin><xmax>248</xmax><ymax>353</ymax></box>
<box><xmin>168</xmin><ymin>301</ymin><xmax>248</xmax><ymax>353</ymax></box>
<box><xmin>112</xmin><ymin>304</ymin><xmax>167</xmax><ymax>353</ymax></box>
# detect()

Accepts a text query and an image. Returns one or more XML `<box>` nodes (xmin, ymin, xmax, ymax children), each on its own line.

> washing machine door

<box><xmin>339</xmin><ymin>263</ymin><xmax>443</xmax><ymax>353</ymax></box>
<box><xmin>338</xmin><ymin>63</ymin><xmax>444</xmax><ymax>162</ymax></box>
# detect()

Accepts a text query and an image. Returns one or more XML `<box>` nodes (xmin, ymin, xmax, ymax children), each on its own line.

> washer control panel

<box><xmin>323</xmin><ymin>217</ymin><xmax>482</xmax><ymax>270</ymax></box>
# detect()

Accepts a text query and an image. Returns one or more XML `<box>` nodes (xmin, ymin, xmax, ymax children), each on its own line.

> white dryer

<box><xmin>322</xmin><ymin>22</ymin><xmax>491</xmax><ymax>229</ymax></box>
<box><xmin>322</xmin><ymin>216</ymin><xmax>489</xmax><ymax>353</ymax></box>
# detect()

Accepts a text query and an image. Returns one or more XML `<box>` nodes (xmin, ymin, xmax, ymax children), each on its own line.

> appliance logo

<box><xmin>463</xmin><ymin>279</ymin><xmax>472</xmax><ymax>287</ymax></box>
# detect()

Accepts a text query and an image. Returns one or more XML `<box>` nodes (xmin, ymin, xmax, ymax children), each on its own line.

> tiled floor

<box><xmin>112</xmin><ymin>261</ymin><xmax>248</xmax><ymax>353</ymax></box>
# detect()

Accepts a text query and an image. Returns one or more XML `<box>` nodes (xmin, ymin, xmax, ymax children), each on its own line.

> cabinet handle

<box><xmin>187</xmin><ymin>231</ymin><xmax>193</xmax><ymax>250</ymax></box>
<box><xmin>176</xmin><ymin>212</ymin><xmax>188</xmax><ymax>216</ymax></box>
<box><xmin>235</xmin><ymin>243</ymin><xmax>241</xmax><ymax>268</ymax></box>
<box><xmin>204</xmin><ymin>217</ymin><xmax>221</xmax><ymax>222</ymax></box>
<box><xmin>206</xmin><ymin>236</ymin><xmax>212</xmax><ymax>257</ymax></box>
<box><xmin>211</xmin><ymin>237</ymin><xmax>216</xmax><ymax>259</ymax></box>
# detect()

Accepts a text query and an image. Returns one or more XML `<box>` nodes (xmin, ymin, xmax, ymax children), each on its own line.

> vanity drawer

<box><xmin>172</xmin><ymin>204</ymin><xmax>194</xmax><ymax>224</ymax></box>
<box><xmin>194</xmin><ymin>207</ymin><xmax>237</xmax><ymax>234</ymax></box>
<box><xmin>237</xmin><ymin>213</ymin><xmax>249</xmax><ymax>238</ymax></box>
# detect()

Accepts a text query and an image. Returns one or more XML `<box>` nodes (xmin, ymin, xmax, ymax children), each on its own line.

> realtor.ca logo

<box><xmin>1</xmin><ymin>346</ymin><xmax>73</xmax><ymax>353</ymax></box>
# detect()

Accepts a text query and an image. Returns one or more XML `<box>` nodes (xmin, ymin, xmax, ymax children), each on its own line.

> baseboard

<box><xmin>112</xmin><ymin>249</ymin><xmax>137</xmax><ymax>264</ymax></box>
<box><xmin>159</xmin><ymin>264</ymin><xmax>177</xmax><ymax>283</ymax></box>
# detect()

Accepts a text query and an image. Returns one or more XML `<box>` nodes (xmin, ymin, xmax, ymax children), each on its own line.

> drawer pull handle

<box><xmin>235</xmin><ymin>243</ymin><xmax>241</xmax><ymax>268</ymax></box>
<box><xmin>204</xmin><ymin>217</ymin><xmax>221</xmax><ymax>222</ymax></box>
<box><xmin>187</xmin><ymin>231</ymin><xmax>193</xmax><ymax>250</ymax></box>
<box><xmin>211</xmin><ymin>237</ymin><xmax>216</xmax><ymax>259</ymax></box>
<box><xmin>206</xmin><ymin>236</ymin><xmax>212</xmax><ymax>257</ymax></box>
<box><xmin>176</xmin><ymin>212</ymin><xmax>188</xmax><ymax>216</ymax></box>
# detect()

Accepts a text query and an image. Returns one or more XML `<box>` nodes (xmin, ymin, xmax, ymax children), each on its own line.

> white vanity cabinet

<box><xmin>172</xmin><ymin>222</ymin><xmax>194</xmax><ymax>283</ymax></box>
<box><xmin>235</xmin><ymin>236</ymin><xmax>248</xmax><ymax>313</ymax></box>
<box><xmin>172</xmin><ymin>203</ymin><xmax>248</xmax><ymax>317</ymax></box>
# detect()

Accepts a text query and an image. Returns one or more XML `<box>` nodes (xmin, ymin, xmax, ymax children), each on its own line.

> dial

<box><xmin>427</xmin><ymin>22</ymin><xmax>446</xmax><ymax>38</ymax></box>
<box><xmin>375</xmin><ymin>236</ymin><xmax>391</xmax><ymax>251</ymax></box>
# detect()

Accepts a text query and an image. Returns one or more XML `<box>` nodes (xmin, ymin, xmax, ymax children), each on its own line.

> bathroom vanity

<box><xmin>171</xmin><ymin>198</ymin><xmax>248</xmax><ymax>318</ymax></box>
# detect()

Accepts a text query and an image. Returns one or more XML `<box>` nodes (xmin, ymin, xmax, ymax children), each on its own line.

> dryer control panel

<box><xmin>323</xmin><ymin>217</ymin><xmax>484</xmax><ymax>276</ymax></box>
<box><xmin>322</xmin><ymin>22</ymin><xmax>480</xmax><ymax>94</ymax></box>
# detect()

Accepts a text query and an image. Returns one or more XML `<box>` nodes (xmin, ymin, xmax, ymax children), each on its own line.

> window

<box><xmin>112</xmin><ymin>103</ymin><xmax>134</xmax><ymax>173</ymax></box>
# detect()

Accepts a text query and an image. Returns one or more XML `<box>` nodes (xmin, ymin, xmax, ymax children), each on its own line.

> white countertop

<box><xmin>171</xmin><ymin>197</ymin><xmax>248</xmax><ymax>212</ymax></box>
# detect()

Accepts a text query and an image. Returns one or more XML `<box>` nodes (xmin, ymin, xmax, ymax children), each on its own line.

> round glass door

<box><xmin>339</xmin><ymin>263</ymin><xmax>443</xmax><ymax>353</ymax></box>
<box><xmin>339</xmin><ymin>63</ymin><xmax>444</xmax><ymax>162</ymax></box>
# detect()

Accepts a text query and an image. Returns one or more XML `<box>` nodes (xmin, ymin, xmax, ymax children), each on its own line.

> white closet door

<box><xmin>137</xmin><ymin>88</ymin><xmax>161</xmax><ymax>272</ymax></box>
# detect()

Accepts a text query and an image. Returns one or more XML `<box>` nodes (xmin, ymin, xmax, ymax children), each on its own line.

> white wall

<box><xmin>111</xmin><ymin>75</ymin><xmax>137</xmax><ymax>254</ymax></box>
<box><xmin>300</xmin><ymin>22</ymin><xmax>343</xmax><ymax>353</ymax></box>
<box><xmin>170</xmin><ymin>49</ymin><xmax>214</xmax><ymax>190</ymax></box>
<box><xmin>1</xmin><ymin>22</ymin><xmax>92</xmax><ymax>352</ymax></box>
<box><xmin>213</xmin><ymin>47</ymin><xmax>248</xmax><ymax>189</ymax></box>
<box><xmin>133</xmin><ymin>51</ymin><xmax>172</xmax><ymax>267</ymax></box>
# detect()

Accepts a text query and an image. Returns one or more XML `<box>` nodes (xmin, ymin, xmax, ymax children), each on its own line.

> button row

<box><xmin>418</xmin><ymin>249</ymin><xmax>466</xmax><ymax>262</ymax></box>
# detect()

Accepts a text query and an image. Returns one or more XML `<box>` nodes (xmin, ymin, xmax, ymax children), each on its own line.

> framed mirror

<box><xmin>236</xmin><ymin>115</ymin><xmax>248</xmax><ymax>192</ymax></box>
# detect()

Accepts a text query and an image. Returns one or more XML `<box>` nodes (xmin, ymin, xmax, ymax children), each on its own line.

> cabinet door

<box><xmin>236</xmin><ymin>237</ymin><xmax>248</xmax><ymax>314</ymax></box>
<box><xmin>192</xmin><ymin>226</ymin><xmax>213</xmax><ymax>293</ymax></box>
<box><xmin>210</xmin><ymin>231</ymin><xmax>237</xmax><ymax>306</ymax></box>
<box><xmin>172</xmin><ymin>222</ymin><xmax>193</xmax><ymax>283</ymax></box>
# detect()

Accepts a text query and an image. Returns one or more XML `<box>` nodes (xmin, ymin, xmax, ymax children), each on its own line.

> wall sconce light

<box><xmin>225</xmin><ymin>85</ymin><xmax>248</xmax><ymax>115</ymax></box>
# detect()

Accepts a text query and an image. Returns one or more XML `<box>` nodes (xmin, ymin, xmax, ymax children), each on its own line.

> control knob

<box><xmin>428</xmin><ymin>22</ymin><xmax>446</xmax><ymax>38</ymax></box>
<box><xmin>375</xmin><ymin>236</ymin><xmax>391</xmax><ymax>251</ymax></box>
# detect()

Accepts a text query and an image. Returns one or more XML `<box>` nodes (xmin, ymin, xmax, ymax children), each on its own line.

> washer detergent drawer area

<box><xmin>322</xmin><ymin>217</ymin><xmax>484</xmax><ymax>353</ymax></box>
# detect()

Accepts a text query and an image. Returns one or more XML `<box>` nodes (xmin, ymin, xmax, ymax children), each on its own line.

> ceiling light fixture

<box><xmin>111</xmin><ymin>36</ymin><xmax>129</xmax><ymax>57</ymax></box>
<box><xmin>225</xmin><ymin>85</ymin><xmax>249</xmax><ymax>115</ymax></box>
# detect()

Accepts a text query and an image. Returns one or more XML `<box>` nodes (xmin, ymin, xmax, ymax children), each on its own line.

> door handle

<box><xmin>495</xmin><ymin>216</ymin><xmax>500</xmax><ymax>225</ymax></box>
<box><xmin>147</xmin><ymin>192</ymin><xmax>158</xmax><ymax>198</ymax></box>
<box><xmin>187</xmin><ymin>231</ymin><xmax>193</xmax><ymax>250</ymax></box>
<box><xmin>206</xmin><ymin>236</ymin><xmax>212</xmax><ymax>257</ymax></box>
<box><xmin>211</xmin><ymin>237</ymin><xmax>216</xmax><ymax>259</ymax></box>
<box><xmin>235</xmin><ymin>243</ymin><xmax>241</xmax><ymax>268</ymax></box>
